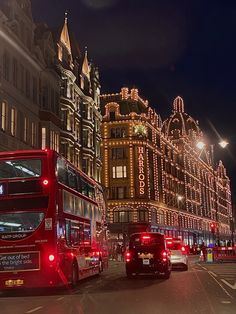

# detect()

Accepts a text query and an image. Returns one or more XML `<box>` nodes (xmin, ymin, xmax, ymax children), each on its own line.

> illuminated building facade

<box><xmin>101</xmin><ymin>88</ymin><xmax>232</xmax><ymax>245</ymax></box>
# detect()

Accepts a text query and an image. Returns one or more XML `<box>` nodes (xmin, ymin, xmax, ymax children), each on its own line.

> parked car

<box><xmin>125</xmin><ymin>232</ymin><xmax>172</xmax><ymax>279</ymax></box>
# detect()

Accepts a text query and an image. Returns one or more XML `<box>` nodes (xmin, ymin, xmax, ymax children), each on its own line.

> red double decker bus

<box><xmin>0</xmin><ymin>149</ymin><xmax>108</xmax><ymax>289</ymax></box>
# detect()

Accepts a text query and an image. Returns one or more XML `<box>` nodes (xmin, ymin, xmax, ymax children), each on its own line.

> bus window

<box><xmin>57</xmin><ymin>158</ymin><xmax>68</xmax><ymax>185</ymax></box>
<box><xmin>76</xmin><ymin>174</ymin><xmax>82</xmax><ymax>193</ymax></box>
<box><xmin>0</xmin><ymin>159</ymin><xmax>41</xmax><ymax>179</ymax></box>
<box><xmin>84</xmin><ymin>223</ymin><xmax>91</xmax><ymax>245</ymax></box>
<box><xmin>65</xmin><ymin>220</ymin><xmax>91</xmax><ymax>246</ymax></box>
<box><xmin>81</xmin><ymin>178</ymin><xmax>89</xmax><ymax>196</ymax></box>
<box><xmin>68</xmin><ymin>167</ymin><xmax>77</xmax><ymax>190</ymax></box>
<box><xmin>0</xmin><ymin>212</ymin><xmax>44</xmax><ymax>240</ymax></box>
<box><xmin>88</xmin><ymin>184</ymin><xmax>95</xmax><ymax>200</ymax></box>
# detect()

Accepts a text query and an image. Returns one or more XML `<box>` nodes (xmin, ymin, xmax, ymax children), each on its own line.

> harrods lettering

<box><xmin>138</xmin><ymin>147</ymin><xmax>145</xmax><ymax>194</ymax></box>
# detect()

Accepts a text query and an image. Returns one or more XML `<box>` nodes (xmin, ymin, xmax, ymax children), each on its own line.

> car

<box><xmin>125</xmin><ymin>232</ymin><xmax>172</xmax><ymax>279</ymax></box>
<box><xmin>166</xmin><ymin>237</ymin><xmax>188</xmax><ymax>270</ymax></box>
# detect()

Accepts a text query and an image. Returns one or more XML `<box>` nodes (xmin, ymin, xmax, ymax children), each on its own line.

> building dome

<box><xmin>162</xmin><ymin>96</ymin><xmax>201</xmax><ymax>141</ymax></box>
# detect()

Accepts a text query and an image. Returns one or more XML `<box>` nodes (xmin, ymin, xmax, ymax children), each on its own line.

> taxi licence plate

<box><xmin>143</xmin><ymin>259</ymin><xmax>150</xmax><ymax>265</ymax></box>
<box><xmin>5</xmin><ymin>279</ymin><xmax>24</xmax><ymax>287</ymax></box>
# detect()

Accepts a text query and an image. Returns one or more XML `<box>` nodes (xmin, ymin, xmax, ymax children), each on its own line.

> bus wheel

<box><xmin>71</xmin><ymin>263</ymin><xmax>78</xmax><ymax>288</ymax></box>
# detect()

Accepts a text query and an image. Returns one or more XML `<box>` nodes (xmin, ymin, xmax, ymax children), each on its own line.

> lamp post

<box><xmin>177</xmin><ymin>195</ymin><xmax>183</xmax><ymax>238</ymax></box>
<box><xmin>230</xmin><ymin>218</ymin><xmax>235</xmax><ymax>245</ymax></box>
<box><xmin>196</xmin><ymin>137</ymin><xmax>232</xmax><ymax>245</ymax></box>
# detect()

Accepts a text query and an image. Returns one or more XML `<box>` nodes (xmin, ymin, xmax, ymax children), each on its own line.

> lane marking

<box><xmin>221</xmin><ymin>300</ymin><xmax>231</xmax><ymax>304</ymax></box>
<box><xmin>56</xmin><ymin>297</ymin><xmax>65</xmax><ymax>301</ymax></box>
<box><xmin>208</xmin><ymin>271</ymin><xmax>217</xmax><ymax>278</ymax></box>
<box><xmin>197</xmin><ymin>264</ymin><xmax>207</xmax><ymax>271</ymax></box>
<box><xmin>193</xmin><ymin>267</ymin><xmax>219</xmax><ymax>313</ymax></box>
<box><xmin>207</xmin><ymin>272</ymin><xmax>234</xmax><ymax>299</ymax></box>
<box><xmin>26</xmin><ymin>306</ymin><xmax>43</xmax><ymax>313</ymax></box>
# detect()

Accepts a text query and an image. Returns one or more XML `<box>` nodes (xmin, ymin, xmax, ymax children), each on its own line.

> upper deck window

<box><xmin>0</xmin><ymin>159</ymin><xmax>41</xmax><ymax>179</ymax></box>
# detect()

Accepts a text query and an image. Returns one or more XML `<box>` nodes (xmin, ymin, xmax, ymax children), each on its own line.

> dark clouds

<box><xmin>81</xmin><ymin>0</ymin><xmax>119</xmax><ymax>10</ymax></box>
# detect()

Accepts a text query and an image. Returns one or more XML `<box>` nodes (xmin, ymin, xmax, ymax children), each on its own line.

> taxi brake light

<box><xmin>142</xmin><ymin>235</ymin><xmax>151</xmax><ymax>240</ymax></box>
<box><xmin>162</xmin><ymin>250</ymin><xmax>168</xmax><ymax>262</ymax></box>
<box><xmin>125</xmin><ymin>251</ymin><xmax>131</xmax><ymax>262</ymax></box>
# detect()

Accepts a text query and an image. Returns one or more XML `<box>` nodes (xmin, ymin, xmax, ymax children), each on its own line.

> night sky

<box><xmin>32</xmin><ymin>0</ymin><xmax>236</xmax><ymax>202</ymax></box>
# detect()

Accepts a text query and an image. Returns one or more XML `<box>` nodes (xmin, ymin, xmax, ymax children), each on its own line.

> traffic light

<box><xmin>210</xmin><ymin>222</ymin><xmax>216</xmax><ymax>233</ymax></box>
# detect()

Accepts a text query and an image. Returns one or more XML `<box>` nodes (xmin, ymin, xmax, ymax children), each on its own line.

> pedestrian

<box><xmin>200</xmin><ymin>242</ymin><xmax>207</xmax><ymax>261</ymax></box>
<box><xmin>116</xmin><ymin>244</ymin><xmax>122</xmax><ymax>261</ymax></box>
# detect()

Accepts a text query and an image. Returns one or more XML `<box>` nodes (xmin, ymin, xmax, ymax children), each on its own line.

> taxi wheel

<box><xmin>126</xmin><ymin>269</ymin><xmax>133</xmax><ymax>278</ymax></box>
<box><xmin>184</xmin><ymin>264</ymin><xmax>188</xmax><ymax>271</ymax></box>
<box><xmin>163</xmin><ymin>270</ymin><xmax>171</xmax><ymax>279</ymax></box>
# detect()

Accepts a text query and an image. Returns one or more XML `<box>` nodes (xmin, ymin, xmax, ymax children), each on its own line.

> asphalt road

<box><xmin>0</xmin><ymin>256</ymin><xmax>236</xmax><ymax>314</ymax></box>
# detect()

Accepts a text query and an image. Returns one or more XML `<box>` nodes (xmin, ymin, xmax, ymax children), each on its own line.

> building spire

<box><xmin>82</xmin><ymin>47</ymin><xmax>90</xmax><ymax>79</ymax></box>
<box><xmin>173</xmin><ymin>96</ymin><xmax>184</xmax><ymax>113</ymax></box>
<box><xmin>60</xmin><ymin>11</ymin><xmax>72</xmax><ymax>55</ymax></box>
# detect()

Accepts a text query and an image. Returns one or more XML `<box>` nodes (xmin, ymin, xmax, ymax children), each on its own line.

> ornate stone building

<box><xmin>0</xmin><ymin>0</ymin><xmax>60</xmax><ymax>152</ymax></box>
<box><xmin>51</xmin><ymin>14</ymin><xmax>102</xmax><ymax>181</ymax></box>
<box><xmin>101</xmin><ymin>88</ymin><xmax>232</xmax><ymax>245</ymax></box>
<box><xmin>0</xmin><ymin>1</ymin><xmax>102</xmax><ymax>183</ymax></box>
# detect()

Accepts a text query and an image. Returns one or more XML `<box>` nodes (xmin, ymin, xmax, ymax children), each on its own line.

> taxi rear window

<box><xmin>129</xmin><ymin>234</ymin><xmax>165</xmax><ymax>249</ymax></box>
<box><xmin>169</xmin><ymin>243</ymin><xmax>182</xmax><ymax>250</ymax></box>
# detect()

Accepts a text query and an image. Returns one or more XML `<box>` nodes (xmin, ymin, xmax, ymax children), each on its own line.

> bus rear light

<box><xmin>42</xmin><ymin>179</ymin><xmax>49</xmax><ymax>186</ymax></box>
<box><xmin>125</xmin><ymin>251</ymin><xmax>131</xmax><ymax>262</ymax></box>
<box><xmin>48</xmin><ymin>254</ymin><xmax>55</xmax><ymax>262</ymax></box>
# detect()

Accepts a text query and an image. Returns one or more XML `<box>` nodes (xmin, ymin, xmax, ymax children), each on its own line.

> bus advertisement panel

<box><xmin>0</xmin><ymin>149</ymin><xmax>107</xmax><ymax>289</ymax></box>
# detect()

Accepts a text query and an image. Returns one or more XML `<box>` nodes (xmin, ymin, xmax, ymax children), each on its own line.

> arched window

<box><xmin>157</xmin><ymin>210</ymin><xmax>165</xmax><ymax>225</ymax></box>
<box><xmin>138</xmin><ymin>207</ymin><xmax>149</xmax><ymax>222</ymax></box>
<box><xmin>151</xmin><ymin>208</ymin><xmax>157</xmax><ymax>224</ymax></box>
<box><xmin>109</xmin><ymin>111</ymin><xmax>115</xmax><ymax>121</ymax></box>
<box><xmin>113</xmin><ymin>208</ymin><xmax>134</xmax><ymax>223</ymax></box>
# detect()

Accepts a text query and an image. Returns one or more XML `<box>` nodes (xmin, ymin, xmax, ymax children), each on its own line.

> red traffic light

<box><xmin>210</xmin><ymin>222</ymin><xmax>216</xmax><ymax>233</ymax></box>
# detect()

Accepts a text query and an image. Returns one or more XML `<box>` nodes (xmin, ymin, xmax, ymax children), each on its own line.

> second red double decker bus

<box><xmin>0</xmin><ymin>149</ymin><xmax>108</xmax><ymax>289</ymax></box>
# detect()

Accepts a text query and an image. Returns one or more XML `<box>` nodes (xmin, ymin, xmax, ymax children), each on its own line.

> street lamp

<box><xmin>196</xmin><ymin>139</ymin><xmax>229</xmax><ymax>151</ymax></box>
<box><xmin>219</xmin><ymin>140</ymin><xmax>229</xmax><ymax>149</ymax></box>
<box><xmin>177</xmin><ymin>195</ymin><xmax>183</xmax><ymax>202</ymax></box>
<box><xmin>230</xmin><ymin>218</ymin><xmax>235</xmax><ymax>245</ymax></box>
<box><xmin>196</xmin><ymin>141</ymin><xmax>205</xmax><ymax>150</ymax></box>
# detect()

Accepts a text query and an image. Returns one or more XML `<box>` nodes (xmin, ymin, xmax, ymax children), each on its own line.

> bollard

<box><xmin>207</xmin><ymin>248</ymin><xmax>213</xmax><ymax>263</ymax></box>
